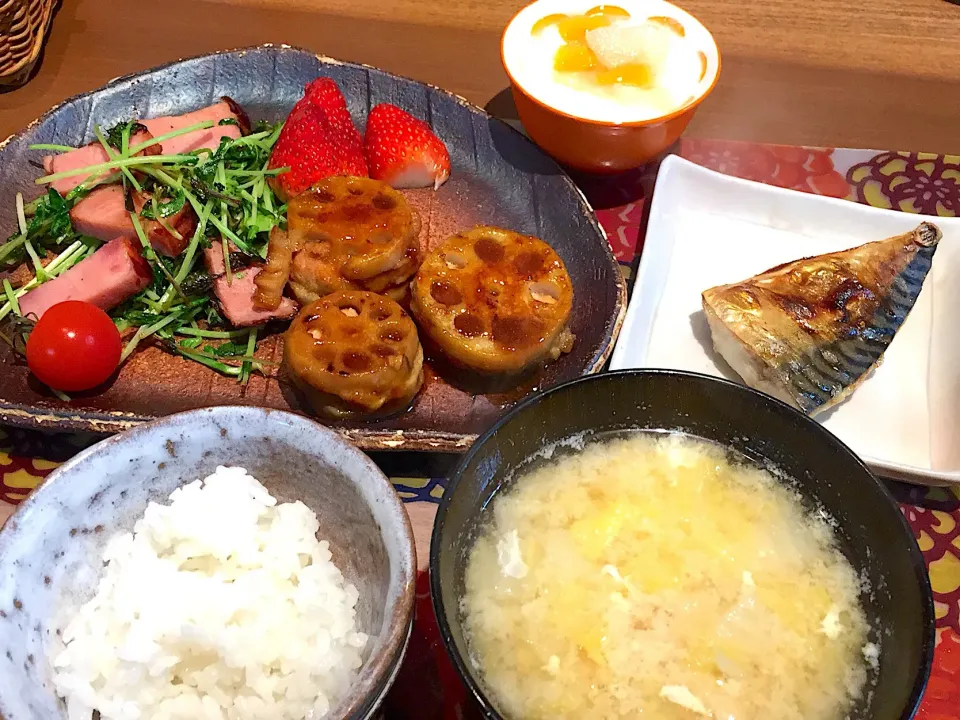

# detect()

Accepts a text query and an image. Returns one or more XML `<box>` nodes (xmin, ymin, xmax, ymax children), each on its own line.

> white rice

<box><xmin>52</xmin><ymin>466</ymin><xmax>368</xmax><ymax>720</ymax></box>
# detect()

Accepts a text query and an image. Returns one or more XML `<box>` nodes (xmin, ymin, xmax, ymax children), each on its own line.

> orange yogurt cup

<box><xmin>501</xmin><ymin>0</ymin><xmax>721</xmax><ymax>173</ymax></box>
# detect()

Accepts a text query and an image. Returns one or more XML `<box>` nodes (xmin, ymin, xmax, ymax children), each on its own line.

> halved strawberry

<box><xmin>267</xmin><ymin>78</ymin><xmax>367</xmax><ymax>201</ymax></box>
<box><xmin>303</xmin><ymin>78</ymin><xmax>368</xmax><ymax>178</ymax></box>
<box><xmin>267</xmin><ymin>98</ymin><xmax>338</xmax><ymax>201</ymax></box>
<box><xmin>364</xmin><ymin>104</ymin><xmax>451</xmax><ymax>190</ymax></box>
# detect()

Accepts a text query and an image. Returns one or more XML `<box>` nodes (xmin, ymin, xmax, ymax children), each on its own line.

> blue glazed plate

<box><xmin>0</xmin><ymin>45</ymin><xmax>627</xmax><ymax>451</ymax></box>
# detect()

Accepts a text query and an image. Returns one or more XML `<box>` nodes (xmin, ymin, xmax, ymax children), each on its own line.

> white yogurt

<box><xmin>503</xmin><ymin>0</ymin><xmax>719</xmax><ymax>124</ymax></box>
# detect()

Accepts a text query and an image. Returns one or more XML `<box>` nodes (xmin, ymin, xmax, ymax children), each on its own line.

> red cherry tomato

<box><xmin>25</xmin><ymin>301</ymin><xmax>122</xmax><ymax>392</ymax></box>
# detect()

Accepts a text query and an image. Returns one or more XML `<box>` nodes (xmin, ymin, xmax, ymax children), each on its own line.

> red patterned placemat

<box><xmin>1</xmin><ymin>140</ymin><xmax>958</xmax><ymax>717</ymax></box>
<box><xmin>581</xmin><ymin>139</ymin><xmax>960</xmax><ymax>719</ymax></box>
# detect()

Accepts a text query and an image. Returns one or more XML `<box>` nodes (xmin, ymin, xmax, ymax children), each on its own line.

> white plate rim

<box><xmin>611</xmin><ymin>154</ymin><xmax>960</xmax><ymax>487</ymax></box>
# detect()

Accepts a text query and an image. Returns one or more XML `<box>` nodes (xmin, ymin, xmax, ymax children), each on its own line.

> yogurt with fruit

<box><xmin>503</xmin><ymin>0</ymin><xmax>718</xmax><ymax>124</ymax></box>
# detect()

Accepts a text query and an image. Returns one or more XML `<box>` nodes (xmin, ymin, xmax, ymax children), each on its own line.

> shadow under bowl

<box><xmin>430</xmin><ymin>369</ymin><xmax>934</xmax><ymax>720</ymax></box>
<box><xmin>0</xmin><ymin>406</ymin><xmax>416</xmax><ymax>720</ymax></box>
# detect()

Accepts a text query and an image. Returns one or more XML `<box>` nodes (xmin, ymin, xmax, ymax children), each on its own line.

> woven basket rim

<box><xmin>0</xmin><ymin>0</ymin><xmax>52</xmax><ymax>23</ymax></box>
<box><xmin>0</xmin><ymin>9</ymin><xmax>28</xmax><ymax>26</ymax></box>
<box><xmin>0</xmin><ymin>0</ymin><xmax>48</xmax><ymax>10</ymax></box>
<box><xmin>0</xmin><ymin>2</ymin><xmax>46</xmax><ymax>31</ymax></box>
<box><xmin>0</xmin><ymin>0</ymin><xmax>56</xmax><ymax>85</ymax></box>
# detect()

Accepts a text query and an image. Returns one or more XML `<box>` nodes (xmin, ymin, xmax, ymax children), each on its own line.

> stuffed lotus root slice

<box><xmin>288</xmin><ymin>241</ymin><xmax>418</xmax><ymax>305</ymax></box>
<box><xmin>338</xmin><ymin>349</ymin><xmax>375</xmax><ymax>374</ymax></box>
<box><xmin>443</xmin><ymin>251</ymin><xmax>468</xmax><ymax>270</ymax></box>
<box><xmin>341</xmin><ymin>234</ymin><xmax>410</xmax><ymax>282</ymax></box>
<box><xmin>454</xmin><ymin>312</ymin><xmax>486</xmax><ymax>338</ymax></box>
<box><xmin>529</xmin><ymin>280</ymin><xmax>562</xmax><ymax>305</ymax></box>
<box><xmin>287</xmin><ymin>241</ymin><xmax>347</xmax><ymax>305</ymax></box>
<box><xmin>371</xmin><ymin>342</ymin><xmax>398</xmax><ymax>358</ymax></box>
<box><xmin>307</xmin><ymin>339</ymin><xmax>341</xmax><ymax>374</ymax></box>
<box><xmin>379</xmin><ymin>325</ymin><xmax>406</xmax><ymax>342</ymax></box>
<box><xmin>473</xmin><ymin>235</ymin><xmax>506</xmax><ymax>264</ymax></box>
<box><xmin>491</xmin><ymin>315</ymin><xmax>546</xmax><ymax>349</ymax></box>
<box><xmin>287</xmin><ymin>176</ymin><xmax>422</xmax><ymax>283</ymax></box>
<box><xmin>369</xmin><ymin>302</ymin><xmax>396</xmax><ymax>322</ymax></box>
<box><xmin>410</xmin><ymin>226</ymin><xmax>576</xmax><ymax>374</ymax></box>
<box><xmin>307</xmin><ymin>238</ymin><xmax>334</xmax><ymax>259</ymax></box>
<box><xmin>284</xmin><ymin>178</ymin><xmax>422</xmax><ymax>306</ymax></box>
<box><xmin>371</xmin><ymin>192</ymin><xmax>399</xmax><ymax>211</ymax></box>
<box><xmin>431</xmin><ymin>280</ymin><xmax>463</xmax><ymax>306</ymax></box>
<box><xmin>359</xmin><ymin>243</ymin><xmax>421</xmax><ymax>293</ymax></box>
<box><xmin>514</xmin><ymin>250</ymin><xmax>547</xmax><ymax>276</ymax></box>
<box><xmin>284</xmin><ymin>291</ymin><xmax>424</xmax><ymax>417</ymax></box>
<box><xmin>375</xmin><ymin>318</ymin><xmax>417</xmax><ymax>366</ymax></box>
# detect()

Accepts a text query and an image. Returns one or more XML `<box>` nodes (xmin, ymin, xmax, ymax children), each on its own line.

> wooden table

<box><xmin>1</xmin><ymin>0</ymin><xmax>959</xmax><ymax>154</ymax></box>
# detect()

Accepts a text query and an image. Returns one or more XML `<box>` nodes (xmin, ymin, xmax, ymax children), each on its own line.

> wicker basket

<box><xmin>0</xmin><ymin>0</ymin><xmax>58</xmax><ymax>87</ymax></box>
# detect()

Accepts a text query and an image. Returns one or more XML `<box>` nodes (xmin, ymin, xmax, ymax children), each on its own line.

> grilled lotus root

<box><xmin>254</xmin><ymin>226</ymin><xmax>296</xmax><ymax>310</ymax></box>
<box><xmin>277</xmin><ymin>176</ymin><xmax>422</xmax><ymax>305</ymax></box>
<box><xmin>283</xmin><ymin>291</ymin><xmax>424</xmax><ymax>418</ymax></box>
<box><xmin>289</xmin><ymin>238</ymin><xmax>420</xmax><ymax>305</ymax></box>
<box><xmin>411</xmin><ymin>226</ymin><xmax>575</xmax><ymax>373</ymax></box>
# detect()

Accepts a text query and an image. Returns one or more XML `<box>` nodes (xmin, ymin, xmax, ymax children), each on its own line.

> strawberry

<box><xmin>302</xmin><ymin>78</ymin><xmax>368</xmax><ymax>177</ymax></box>
<box><xmin>268</xmin><ymin>78</ymin><xmax>367</xmax><ymax>201</ymax></box>
<box><xmin>267</xmin><ymin>104</ymin><xmax>338</xmax><ymax>201</ymax></box>
<box><xmin>364</xmin><ymin>103</ymin><xmax>451</xmax><ymax>190</ymax></box>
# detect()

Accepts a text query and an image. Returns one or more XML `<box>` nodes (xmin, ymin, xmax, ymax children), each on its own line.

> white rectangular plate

<box><xmin>611</xmin><ymin>155</ymin><xmax>960</xmax><ymax>486</ymax></box>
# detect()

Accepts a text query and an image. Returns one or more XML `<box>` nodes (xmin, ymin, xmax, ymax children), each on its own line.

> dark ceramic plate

<box><xmin>0</xmin><ymin>45</ymin><xmax>626</xmax><ymax>451</ymax></box>
<box><xmin>431</xmin><ymin>370</ymin><xmax>934</xmax><ymax>720</ymax></box>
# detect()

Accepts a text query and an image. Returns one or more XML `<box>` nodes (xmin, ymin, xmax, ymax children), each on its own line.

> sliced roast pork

<box><xmin>214</xmin><ymin>267</ymin><xmax>297</xmax><ymax>327</ymax></box>
<box><xmin>203</xmin><ymin>240</ymin><xmax>240</xmax><ymax>276</ymax></box>
<box><xmin>68</xmin><ymin>186</ymin><xmax>130</xmax><ymax>242</ymax></box>
<box><xmin>129</xmin><ymin>193</ymin><xmax>196</xmax><ymax>257</ymax></box>
<box><xmin>69</xmin><ymin>185</ymin><xmax>196</xmax><ymax>257</ymax></box>
<box><xmin>141</xmin><ymin>100</ymin><xmax>245</xmax><ymax>156</ymax></box>
<box><xmin>42</xmin><ymin>129</ymin><xmax>156</xmax><ymax>196</ymax></box>
<box><xmin>41</xmin><ymin>98</ymin><xmax>245</xmax><ymax>197</ymax></box>
<box><xmin>18</xmin><ymin>237</ymin><xmax>152</xmax><ymax>321</ymax></box>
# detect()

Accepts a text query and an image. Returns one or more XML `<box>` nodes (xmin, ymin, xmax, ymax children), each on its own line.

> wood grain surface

<box><xmin>0</xmin><ymin>0</ymin><xmax>959</xmax><ymax>154</ymax></box>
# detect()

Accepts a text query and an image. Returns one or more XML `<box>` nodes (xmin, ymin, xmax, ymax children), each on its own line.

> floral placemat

<box><xmin>1</xmin><ymin>140</ymin><xmax>959</xmax><ymax>717</ymax></box>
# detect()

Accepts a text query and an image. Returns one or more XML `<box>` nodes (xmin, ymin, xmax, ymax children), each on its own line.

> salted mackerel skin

<box><xmin>701</xmin><ymin>222</ymin><xmax>941</xmax><ymax>416</ymax></box>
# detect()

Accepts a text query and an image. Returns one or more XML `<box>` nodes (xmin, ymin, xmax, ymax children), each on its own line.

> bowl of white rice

<box><xmin>0</xmin><ymin>406</ymin><xmax>416</xmax><ymax>720</ymax></box>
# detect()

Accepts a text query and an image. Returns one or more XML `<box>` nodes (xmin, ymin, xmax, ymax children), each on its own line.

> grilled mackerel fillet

<box><xmin>702</xmin><ymin>222</ymin><xmax>941</xmax><ymax>416</ymax></box>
